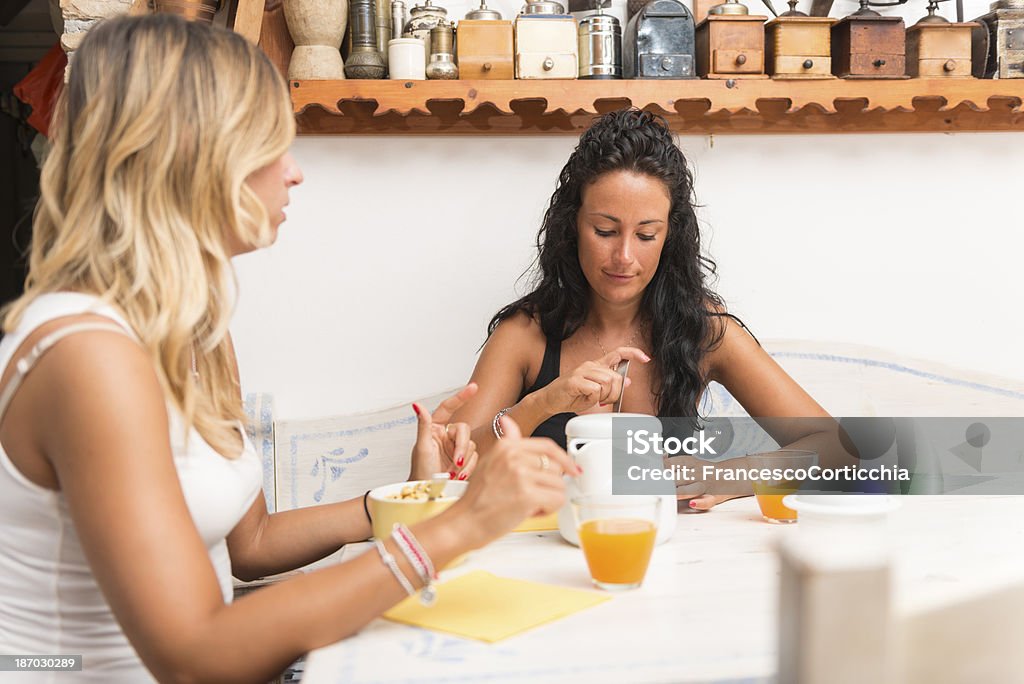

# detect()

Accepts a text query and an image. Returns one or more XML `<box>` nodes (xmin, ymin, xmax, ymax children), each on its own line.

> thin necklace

<box><xmin>588</xmin><ymin>320</ymin><xmax>645</xmax><ymax>356</ymax></box>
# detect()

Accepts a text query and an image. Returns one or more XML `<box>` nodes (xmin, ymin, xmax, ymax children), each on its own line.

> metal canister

<box><xmin>624</xmin><ymin>0</ymin><xmax>697</xmax><ymax>78</ymax></box>
<box><xmin>578</xmin><ymin>12</ymin><xmax>623</xmax><ymax>77</ymax></box>
<box><xmin>375</xmin><ymin>0</ymin><xmax>393</xmax><ymax>68</ymax></box>
<box><xmin>392</xmin><ymin>0</ymin><xmax>409</xmax><ymax>39</ymax></box>
<box><xmin>346</xmin><ymin>0</ymin><xmax>388</xmax><ymax>78</ymax></box>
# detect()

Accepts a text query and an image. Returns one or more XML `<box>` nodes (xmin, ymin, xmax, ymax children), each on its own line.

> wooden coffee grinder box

<box><xmin>515</xmin><ymin>0</ymin><xmax>579</xmax><ymax>78</ymax></box>
<box><xmin>765</xmin><ymin>1</ymin><xmax>837</xmax><ymax>79</ymax></box>
<box><xmin>831</xmin><ymin>0</ymin><xmax>910</xmax><ymax>78</ymax></box>
<box><xmin>695</xmin><ymin>1</ymin><xmax>769</xmax><ymax>78</ymax></box>
<box><xmin>458</xmin><ymin>0</ymin><xmax>515</xmax><ymax>79</ymax></box>
<box><xmin>905</xmin><ymin>1</ymin><xmax>977</xmax><ymax>78</ymax></box>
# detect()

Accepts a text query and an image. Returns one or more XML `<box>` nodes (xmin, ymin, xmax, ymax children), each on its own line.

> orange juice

<box><xmin>752</xmin><ymin>480</ymin><xmax>799</xmax><ymax>522</ymax></box>
<box><xmin>578</xmin><ymin>518</ymin><xmax>657</xmax><ymax>585</ymax></box>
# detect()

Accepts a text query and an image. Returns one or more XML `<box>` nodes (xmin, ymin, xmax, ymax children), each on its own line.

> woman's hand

<box><xmin>409</xmin><ymin>383</ymin><xmax>480</xmax><ymax>482</ymax></box>
<box><xmin>668</xmin><ymin>453</ymin><xmax>751</xmax><ymax>511</ymax></box>
<box><xmin>680</xmin><ymin>492</ymin><xmax>744</xmax><ymax>511</ymax></box>
<box><xmin>448</xmin><ymin>416</ymin><xmax>580</xmax><ymax>548</ymax></box>
<box><xmin>537</xmin><ymin>347</ymin><xmax>650</xmax><ymax>416</ymax></box>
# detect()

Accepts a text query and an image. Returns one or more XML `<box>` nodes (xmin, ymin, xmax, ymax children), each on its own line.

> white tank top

<box><xmin>0</xmin><ymin>293</ymin><xmax>263</xmax><ymax>682</ymax></box>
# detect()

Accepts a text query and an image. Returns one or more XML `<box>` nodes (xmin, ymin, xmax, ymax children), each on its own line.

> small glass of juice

<box><xmin>572</xmin><ymin>495</ymin><xmax>660</xmax><ymax>591</ymax></box>
<box><xmin>747</xmin><ymin>450</ymin><xmax>818</xmax><ymax>524</ymax></box>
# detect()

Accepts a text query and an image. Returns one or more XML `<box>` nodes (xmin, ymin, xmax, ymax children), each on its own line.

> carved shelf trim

<box><xmin>290</xmin><ymin>79</ymin><xmax>1024</xmax><ymax>134</ymax></box>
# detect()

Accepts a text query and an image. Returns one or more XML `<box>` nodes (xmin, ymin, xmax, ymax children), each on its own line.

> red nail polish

<box><xmin>412</xmin><ymin>404</ymin><xmax>421</xmax><ymax>416</ymax></box>
<box><xmin>458</xmin><ymin>473</ymin><xmax>467</xmax><ymax>480</ymax></box>
<box><xmin>448</xmin><ymin>471</ymin><xmax>456</xmax><ymax>479</ymax></box>
<box><xmin>688</xmin><ymin>501</ymin><xmax>697</xmax><ymax>508</ymax></box>
<box><xmin>456</xmin><ymin>456</ymin><xmax>464</xmax><ymax>467</ymax></box>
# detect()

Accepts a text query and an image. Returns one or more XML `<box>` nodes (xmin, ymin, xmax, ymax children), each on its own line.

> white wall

<box><xmin>231</xmin><ymin>0</ymin><xmax>1024</xmax><ymax>420</ymax></box>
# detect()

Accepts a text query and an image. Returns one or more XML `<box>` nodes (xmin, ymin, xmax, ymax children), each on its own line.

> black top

<box><xmin>518</xmin><ymin>315</ymin><xmax>758</xmax><ymax>449</ymax></box>
<box><xmin>519</xmin><ymin>336</ymin><xmax>576</xmax><ymax>450</ymax></box>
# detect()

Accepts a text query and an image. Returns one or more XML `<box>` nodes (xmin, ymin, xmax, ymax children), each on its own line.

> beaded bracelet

<box><xmin>492</xmin><ymin>407</ymin><xmax>512</xmax><ymax>440</ymax></box>
<box><xmin>373</xmin><ymin>539</ymin><xmax>415</xmax><ymax>597</ymax></box>
<box><xmin>391</xmin><ymin>523</ymin><xmax>437</xmax><ymax>606</ymax></box>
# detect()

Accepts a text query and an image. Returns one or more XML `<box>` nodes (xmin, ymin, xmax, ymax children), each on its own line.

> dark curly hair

<box><xmin>488</xmin><ymin>108</ymin><xmax>735</xmax><ymax>418</ymax></box>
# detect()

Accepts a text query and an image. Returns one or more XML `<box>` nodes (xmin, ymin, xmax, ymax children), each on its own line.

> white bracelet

<box><xmin>392</xmin><ymin>524</ymin><xmax>437</xmax><ymax>606</ymax></box>
<box><xmin>374</xmin><ymin>539</ymin><xmax>415</xmax><ymax>597</ymax></box>
<box><xmin>492</xmin><ymin>407</ymin><xmax>512</xmax><ymax>440</ymax></box>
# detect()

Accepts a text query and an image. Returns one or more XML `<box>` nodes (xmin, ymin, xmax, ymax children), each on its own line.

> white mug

<box><xmin>388</xmin><ymin>38</ymin><xmax>426</xmax><ymax>80</ymax></box>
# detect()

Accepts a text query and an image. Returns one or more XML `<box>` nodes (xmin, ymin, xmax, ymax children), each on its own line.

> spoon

<box><xmin>427</xmin><ymin>473</ymin><xmax>449</xmax><ymax>500</ymax></box>
<box><xmin>613</xmin><ymin>359</ymin><xmax>630</xmax><ymax>412</ymax></box>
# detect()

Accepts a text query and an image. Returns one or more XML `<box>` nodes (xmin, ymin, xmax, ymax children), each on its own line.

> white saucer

<box><xmin>782</xmin><ymin>494</ymin><xmax>902</xmax><ymax>517</ymax></box>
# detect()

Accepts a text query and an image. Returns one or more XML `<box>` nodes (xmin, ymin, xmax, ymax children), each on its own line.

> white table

<box><xmin>301</xmin><ymin>496</ymin><xmax>1024</xmax><ymax>684</ymax></box>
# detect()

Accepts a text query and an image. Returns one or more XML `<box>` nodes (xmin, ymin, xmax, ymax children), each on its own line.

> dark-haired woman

<box><xmin>451</xmin><ymin>109</ymin><xmax>829</xmax><ymax>510</ymax></box>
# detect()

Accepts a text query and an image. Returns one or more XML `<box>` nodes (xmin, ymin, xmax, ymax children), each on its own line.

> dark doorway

<box><xmin>0</xmin><ymin>0</ymin><xmax>57</xmax><ymax>319</ymax></box>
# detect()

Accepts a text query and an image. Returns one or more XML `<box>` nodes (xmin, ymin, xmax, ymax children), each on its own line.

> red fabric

<box><xmin>13</xmin><ymin>43</ymin><xmax>67</xmax><ymax>138</ymax></box>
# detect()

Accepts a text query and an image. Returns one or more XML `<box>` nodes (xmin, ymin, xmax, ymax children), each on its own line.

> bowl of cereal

<box><xmin>367</xmin><ymin>479</ymin><xmax>468</xmax><ymax>541</ymax></box>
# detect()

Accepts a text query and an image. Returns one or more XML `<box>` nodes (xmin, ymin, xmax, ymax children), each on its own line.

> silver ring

<box><xmin>538</xmin><ymin>454</ymin><xmax>550</xmax><ymax>471</ymax></box>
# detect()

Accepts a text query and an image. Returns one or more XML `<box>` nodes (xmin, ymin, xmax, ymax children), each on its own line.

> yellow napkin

<box><xmin>512</xmin><ymin>512</ymin><xmax>559</xmax><ymax>532</ymax></box>
<box><xmin>383</xmin><ymin>570</ymin><xmax>609</xmax><ymax>642</ymax></box>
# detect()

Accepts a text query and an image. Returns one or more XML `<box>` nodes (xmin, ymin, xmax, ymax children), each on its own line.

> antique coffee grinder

<box><xmin>695</xmin><ymin>0</ymin><xmax>770</xmax><ymax>78</ymax></box>
<box><xmin>623</xmin><ymin>0</ymin><xmax>697</xmax><ymax>78</ymax></box>
<box><xmin>426</xmin><ymin>20</ymin><xmax>459</xmax><ymax>77</ymax></box>
<box><xmin>905</xmin><ymin>0</ymin><xmax>977</xmax><ymax>77</ymax></box>
<box><xmin>403</xmin><ymin>0</ymin><xmax>449</xmax><ymax>65</ymax></box>
<box><xmin>830</xmin><ymin>0</ymin><xmax>910</xmax><ymax>78</ymax></box>
<box><xmin>515</xmin><ymin>0</ymin><xmax>579</xmax><ymax>78</ymax></box>
<box><xmin>973</xmin><ymin>0</ymin><xmax>1024</xmax><ymax>78</ymax></box>
<box><xmin>346</xmin><ymin>0</ymin><xmax>388</xmax><ymax>77</ymax></box>
<box><xmin>578</xmin><ymin>0</ymin><xmax>623</xmax><ymax>77</ymax></box>
<box><xmin>457</xmin><ymin>0</ymin><xmax>515</xmax><ymax>78</ymax></box>
<box><xmin>764</xmin><ymin>0</ymin><xmax>837</xmax><ymax>78</ymax></box>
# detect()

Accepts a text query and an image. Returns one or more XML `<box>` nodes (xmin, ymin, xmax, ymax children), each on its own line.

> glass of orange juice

<box><xmin>747</xmin><ymin>450</ymin><xmax>817</xmax><ymax>524</ymax></box>
<box><xmin>572</xmin><ymin>495</ymin><xmax>660</xmax><ymax>591</ymax></box>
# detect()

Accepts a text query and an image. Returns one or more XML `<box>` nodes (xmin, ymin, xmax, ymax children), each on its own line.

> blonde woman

<box><xmin>0</xmin><ymin>14</ymin><xmax>576</xmax><ymax>683</ymax></box>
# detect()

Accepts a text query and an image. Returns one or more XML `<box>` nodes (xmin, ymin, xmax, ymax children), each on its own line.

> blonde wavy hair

<box><xmin>3</xmin><ymin>14</ymin><xmax>295</xmax><ymax>458</ymax></box>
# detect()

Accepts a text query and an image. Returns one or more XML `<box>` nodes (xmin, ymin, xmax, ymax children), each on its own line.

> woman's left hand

<box><xmin>409</xmin><ymin>383</ymin><xmax>480</xmax><ymax>482</ymax></box>
<box><xmin>681</xmin><ymin>493</ymin><xmax>743</xmax><ymax>511</ymax></box>
<box><xmin>669</xmin><ymin>453</ymin><xmax>750</xmax><ymax>511</ymax></box>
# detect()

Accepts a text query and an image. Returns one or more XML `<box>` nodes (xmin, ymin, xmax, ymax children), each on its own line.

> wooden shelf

<box><xmin>290</xmin><ymin>78</ymin><xmax>1024</xmax><ymax>135</ymax></box>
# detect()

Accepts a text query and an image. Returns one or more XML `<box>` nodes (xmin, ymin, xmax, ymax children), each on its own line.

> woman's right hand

<box><xmin>448</xmin><ymin>416</ymin><xmax>580</xmax><ymax>548</ymax></box>
<box><xmin>538</xmin><ymin>347</ymin><xmax>650</xmax><ymax>416</ymax></box>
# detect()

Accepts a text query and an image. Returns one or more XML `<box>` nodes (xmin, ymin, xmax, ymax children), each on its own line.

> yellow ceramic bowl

<box><xmin>367</xmin><ymin>479</ymin><xmax>468</xmax><ymax>541</ymax></box>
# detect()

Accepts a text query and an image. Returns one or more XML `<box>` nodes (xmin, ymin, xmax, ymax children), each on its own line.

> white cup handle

<box><xmin>568</xmin><ymin>438</ymin><xmax>587</xmax><ymax>452</ymax></box>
